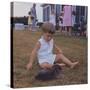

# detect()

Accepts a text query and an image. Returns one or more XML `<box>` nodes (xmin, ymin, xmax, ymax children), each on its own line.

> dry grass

<box><xmin>13</xmin><ymin>30</ymin><xmax>87</xmax><ymax>88</ymax></box>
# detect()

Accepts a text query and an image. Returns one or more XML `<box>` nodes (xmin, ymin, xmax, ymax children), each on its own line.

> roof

<box><xmin>41</xmin><ymin>4</ymin><xmax>52</xmax><ymax>7</ymax></box>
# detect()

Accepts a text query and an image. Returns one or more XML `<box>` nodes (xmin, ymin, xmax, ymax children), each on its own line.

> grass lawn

<box><xmin>13</xmin><ymin>30</ymin><xmax>87</xmax><ymax>88</ymax></box>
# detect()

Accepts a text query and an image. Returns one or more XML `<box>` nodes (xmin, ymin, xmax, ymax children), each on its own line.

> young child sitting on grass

<box><xmin>27</xmin><ymin>22</ymin><xmax>78</xmax><ymax>70</ymax></box>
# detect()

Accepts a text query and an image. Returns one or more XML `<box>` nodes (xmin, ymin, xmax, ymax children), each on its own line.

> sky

<box><xmin>13</xmin><ymin>2</ymin><xmax>43</xmax><ymax>22</ymax></box>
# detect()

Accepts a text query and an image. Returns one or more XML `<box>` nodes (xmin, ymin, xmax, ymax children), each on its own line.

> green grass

<box><xmin>13</xmin><ymin>30</ymin><xmax>87</xmax><ymax>88</ymax></box>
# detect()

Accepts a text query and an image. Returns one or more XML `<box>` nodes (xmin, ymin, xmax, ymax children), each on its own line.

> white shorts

<box><xmin>38</xmin><ymin>54</ymin><xmax>56</xmax><ymax>65</ymax></box>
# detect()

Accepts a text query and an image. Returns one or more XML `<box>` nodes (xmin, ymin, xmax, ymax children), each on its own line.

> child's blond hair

<box><xmin>41</xmin><ymin>22</ymin><xmax>55</xmax><ymax>34</ymax></box>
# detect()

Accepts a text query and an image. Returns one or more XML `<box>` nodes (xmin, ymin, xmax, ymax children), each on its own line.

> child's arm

<box><xmin>54</xmin><ymin>44</ymin><xmax>63</xmax><ymax>54</ymax></box>
<box><xmin>27</xmin><ymin>42</ymin><xmax>40</xmax><ymax>70</ymax></box>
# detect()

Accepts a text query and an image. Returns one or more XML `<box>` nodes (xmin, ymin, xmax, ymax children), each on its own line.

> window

<box><xmin>51</xmin><ymin>4</ymin><xmax>55</xmax><ymax>14</ymax></box>
<box><xmin>47</xmin><ymin>6</ymin><xmax>50</xmax><ymax>21</ymax></box>
<box><xmin>43</xmin><ymin>6</ymin><xmax>50</xmax><ymax>21</ymax></box>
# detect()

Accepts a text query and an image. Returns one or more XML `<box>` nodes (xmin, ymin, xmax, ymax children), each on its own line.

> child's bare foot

<box><xmin>57</xmin><ymin>63</ymin><xmax>66</xmax><ymax>67</ymax></box>
<box><xmin>70</xmin><ymin>61</ymin><xmax>79</xmax><ymax>69</ymax></box>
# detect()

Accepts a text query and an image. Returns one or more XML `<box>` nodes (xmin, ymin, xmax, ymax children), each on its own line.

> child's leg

<box><xmin>28</xmin><ymin>24</ymin><xmax>31</xmax><ymax>30</ymax></box>
<box><xmin>55</xmin><ymin>54</ymin><xmax>78</xmax><ymax>68</ymax></box>
<box><xmin>39</xmin><ymin>62</ymin><xmax>53</xmax><ymax>69</ymax></box>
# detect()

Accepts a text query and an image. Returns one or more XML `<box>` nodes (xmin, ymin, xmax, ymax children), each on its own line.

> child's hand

<box><xmin>27</xmin><ymin>63</ymin><xmax>32</xmax><ymax>70</ymax></box>
<box><xmin>56</xmin><ymin>50</ymin><xmax>63</xmax><ymax>54</ymax></box>
<box><xmin>54</xmin><ymin>44</ymin><xmax>63</xmax><ymax>54</ymax></box>
<box><xmin>58</xmin><ymin>50</ymin><xmax>63</xmax><ymax>54</ymax></box>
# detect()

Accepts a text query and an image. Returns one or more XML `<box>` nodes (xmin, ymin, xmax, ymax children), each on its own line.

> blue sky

<box><xmin>13</xmin><ymin>2</ymin><xmax>43</xmax><ymax>22</ymax></box>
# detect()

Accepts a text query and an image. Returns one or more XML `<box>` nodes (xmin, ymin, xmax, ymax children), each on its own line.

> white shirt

<box><xmin>37</xmin><ymin>36</ymin><xmax>56</xmax><ymax>64</ymax></box>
